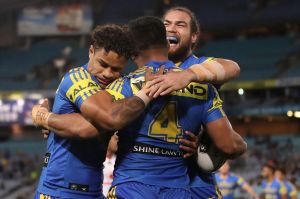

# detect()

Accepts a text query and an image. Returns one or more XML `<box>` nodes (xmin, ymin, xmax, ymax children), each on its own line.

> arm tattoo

<box><xmin>111</xmin><ymin>96</ymin><xmax>145</xmax><ymax>126</ymax></box>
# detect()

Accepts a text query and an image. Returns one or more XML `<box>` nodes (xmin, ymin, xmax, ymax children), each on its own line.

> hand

<box><xmin>143</xmin><ymin>66</ymin><xmax>165</xmax><ymax>96</ymax></box>
<box><xmin>42</xmin><ymin>129</ymin><xmax>50</xmax><ymax>139</ymax></box>
<box><xmin>179</xmin><ymin>131</ymin><xmax>199</xmax><ymax>158</ymax></box>
<box><xmin>144</xmin><ymin>66</ymin><xmax>165</xmax><ymax>82</ymax></box>
<box><xmin>147</xmin><ymin>69</ymin><xmax>197</xmax><ymax>98</ymax></box>
<box><xmin>31</xmin><ymin>99</ymin><xmax>52</xmax><ymax>129</ymax></box>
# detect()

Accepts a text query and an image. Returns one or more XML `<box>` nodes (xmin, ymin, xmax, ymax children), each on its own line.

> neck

<box><xmin>220</xmin><ymin>173</ymin><xmax>228</xmax><ymax>179</ymax></box>
<box><xmin>267</xmin><ymin>175</ymin><xmax>274</xmax><ymax>182</ymax></box>
<box><xmin>137</xmin><ymin>48</ymin><xmax>169</xmax><ymax>68</ymax></box>
<box><xmin>169</xmin><ymin>49</ymin><xmax>193</xmax><ymax>64</ymax></box>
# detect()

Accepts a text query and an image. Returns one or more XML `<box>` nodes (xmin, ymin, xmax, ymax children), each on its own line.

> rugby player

<box><xmin>31</xmin><ymin>15</ymin><xmax>244</xmax><ymax>199</ymax></box>
<box><xmin>104</xmin><ymin>16</ymin><xmax>246</xmax><ymax>198</ymax></box>
<box><xmin>216</xmin><ymin>161</ymin><xmax>259</xmax><ymax>199</ymax></box>
<box><xmin>261</xmin><ymin>163</ymin><xmax>288</xmax><ymax>199</ymax></box>
<box><xmin>275</xmin><ymin>167</ymin><xmax>298</xmax><ymax>199</ymax></box>
<box><xmin>154</xmin><ymin>7</ymin><xmax>242</xmax><ymax>199</ymax></box>
<box><xmin>31</xmin><ymin>24</ymin><xmax>157</xmax><ymax>199</ymax></box>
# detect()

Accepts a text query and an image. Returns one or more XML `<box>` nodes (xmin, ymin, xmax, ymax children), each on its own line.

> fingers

<box><xmin>179</xmin><ymin>138</ymin><xmax>197</xmax><ymax>150</ymax></box>
<box><xmin>41</xmin><ymin>98</ymin><xmax>49</xmax><ymax>110</ymax></box>
<box><xmin>147</xmin><ymin>84</ymin><xmax>161</xmax><ymax>97</ymax></box>
<box><xmin>185</xmin><ymin>131</ymin><xmax>198</xmax><ymax>142</ymax></box>
<box><xmin>157</xmin><ymin>66</ymin><xmax>165</xmax><ymax>75</ymax></box>
<box><xmin>146</xmin><ymin>77</ymin><xmax>165</xmax><ymax>88</ymax></box>
<box><xmin>179</xmin><ymin>144</ymin><xmax>196</xmax><ymax>158</ymax></box>
<box><xmin>145</xmin><ymin>67</ymin><xmax>152</xmax><ymax>82</ymax></box>
<box><xmin>42</xmin><ymin>129</ymin><xmax>49</xmax><ymax>139</ymax></box>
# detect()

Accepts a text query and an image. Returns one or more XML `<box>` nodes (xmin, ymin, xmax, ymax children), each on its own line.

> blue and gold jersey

<box><xmin>37</xmin><ymin>64</ymin><xmax>106</xmax><ymax>199</ymax></box>
<box><xmin>283</xmin><ymin>180</ymin><xmax>297</xmax><ymax>199</ymax></box>
<box><xmin>106</xmin><ymin>60</ymin><xmax>225</xmax><ymax>188</ymax></box>
<box><xmin>262</xmin><ymin>179</ymin><xmax>287</xmax><ymax>199</ymax></box>
<box><xmin>177</xmin><ymin>54</ymin><xmax>221</xmax><ymax>188</ymax></box>
<box><xmin>215</xmin><ymin>173</ymin><xmax>246</xmax><ymax>199</ymax></box>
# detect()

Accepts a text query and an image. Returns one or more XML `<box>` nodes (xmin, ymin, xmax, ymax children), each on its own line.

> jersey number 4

<box><xmin>148</xmin><ymin>102</ymin><xmax>183</xmax><ymax>143</ymax></box>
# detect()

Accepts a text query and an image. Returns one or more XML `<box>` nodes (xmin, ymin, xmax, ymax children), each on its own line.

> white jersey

<box><xmin>102</xmin><ymin>155</ymin><xmax>116</xmax><ymax>196</ymax></box>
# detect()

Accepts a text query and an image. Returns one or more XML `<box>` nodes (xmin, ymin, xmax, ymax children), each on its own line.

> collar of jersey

<box><xmin>145</xmin><ymin>60</ymin><xmax>175</xmax><ymax>69</ymax></box>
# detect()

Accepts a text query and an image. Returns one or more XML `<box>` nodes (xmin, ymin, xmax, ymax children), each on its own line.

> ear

<box><xmin>191</xmin><ymin>33</ymin><xmax>198</xmax><ymax>45</ymax></box>
<box><xmin>89</xmin><ymin>45</ymin><xmax>94</xmax><ymax>60</ymax></box>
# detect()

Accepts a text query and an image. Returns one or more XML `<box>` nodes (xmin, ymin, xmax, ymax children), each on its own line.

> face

<box><xmin>219</xmin><ymin>162</ymin><xmax>230</xmax><ymax>175</ymax></box>
<box><xmin>275</xmin><ymin>170</ymin><xmax>284</xmax><ymax>181</ymax></box>
<box><xmin>88</xmin><ymin>46</ymin><xmax>127</xmax><ymax>88</ymax></box>
<box><xmin>163</xmin><ymin>10</ymin><xmax>197</xmax><ymax>61</ymax></box>
<box><xmin>261</xmin><ymin>166</ymin><xmax>272</xmax><ymax>178</ymax></box>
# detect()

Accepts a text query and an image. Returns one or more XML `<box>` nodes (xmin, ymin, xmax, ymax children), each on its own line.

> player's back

<box><xmin>107</xmin><ymin>60</ymin><xmax>224</xmax><ymax>189</ymax></box>
<box><xmin>37</xmin><ymin>66</ymin><xmax>106</xmax><ymax>199</ymax></box>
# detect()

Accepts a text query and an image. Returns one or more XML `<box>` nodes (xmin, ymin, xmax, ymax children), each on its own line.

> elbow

<box><xmin>231</xmin><ymin>61</ymin><xmax>240</xmax><ymax>78</ymax></box>
<box><xmin>216</xmin><ymin>138</ymin><xmax>247</xmax><ymax>158</ymax></box>
<box><xmin>71</xmin><ymin>126</ymin><xmax>98</xmax><ymax>139</ymax></box>
<box><xmin>99</xmin><ymin>116</ymin><xmax>124</xmax><ymax>132</ymax></box>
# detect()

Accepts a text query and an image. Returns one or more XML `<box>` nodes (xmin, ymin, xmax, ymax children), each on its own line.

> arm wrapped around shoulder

<box><xmin>188</xmin><ymin>58</ymin><xmax>240</xmax><ymax>83</ymax></box>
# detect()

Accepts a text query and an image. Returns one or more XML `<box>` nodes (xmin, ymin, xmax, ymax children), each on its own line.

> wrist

<box><xmin>32</xmin><ymin>105</ymin><xmax>52</xmax><ymax>129</ymax></box>
<box><xmin>186</xmin><ymin>68</ymin><xmax>199</xmax><ymax>82</ymax></box>
<box><xmin>135</xmin><ymin>89</ymin><xmax>152</xmax><ymax>106</ymax></box>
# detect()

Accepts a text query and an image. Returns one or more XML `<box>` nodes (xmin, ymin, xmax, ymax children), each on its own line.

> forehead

<box><xmin>164</xmin><ymin>10</ymin><xmax>192</xmax><ymax>23</ymax></box>
<box><xmin>95</xmin><ymin>48</ymin><xmax>127</xmax><ymax>65</ymax></box>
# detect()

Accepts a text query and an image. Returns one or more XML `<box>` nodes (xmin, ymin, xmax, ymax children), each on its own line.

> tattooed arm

<box><xmin>80</xmin><ymin>90</ymin><xmax>146</xmax><ymax>131</ymax></box>
<box><xmin>38</xmin><ymin>91</ymin><xmax>146</xmax><ymax>139</ymax></box>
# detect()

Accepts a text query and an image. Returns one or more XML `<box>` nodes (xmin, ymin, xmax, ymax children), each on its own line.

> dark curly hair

<box><xmin>91</xmin><ymin>24</ymin><xmax>135</xmax><ymax>59</ymax></box>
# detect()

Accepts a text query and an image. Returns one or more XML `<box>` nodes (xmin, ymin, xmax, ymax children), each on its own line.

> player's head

<box><xmin>128</xmin><ymin>16</ymin><xmax>169</xmax><ymax>67</ymax></box>
<box><xmin>88</xmin><ymin>24</ymin><xmax>134</xmax><ymax>88</ymax></box>
<box><xmin>162</xmin><ymin>7</ymin><xmax>200</xmax><ymax>62</ymax></box>
<box><xmin>275</xmin><ymin>167</ymin><xmax>286</xmax><ymax>181</ymax></box>
<box><xmin>261</xmin><ymin>163</ymin><xmax>275</xmax><ymax>178</ymax></box>
<box><xmin>219</xmin><ymin>161</ymin><xmax>230</xmax><ymax>175</ymax></box>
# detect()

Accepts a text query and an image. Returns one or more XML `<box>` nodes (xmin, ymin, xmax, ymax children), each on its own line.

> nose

<box><xmin>102</xmin><ymin>68</ymin><xmax>114</xmax><ymax>79</ymax></box>
<box><xmin>166</xmin><ymin>23</ymin><xmax>176</xmax><ymax>33</ymax></box>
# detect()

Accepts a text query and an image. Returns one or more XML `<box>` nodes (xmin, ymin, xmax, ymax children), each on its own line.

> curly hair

<box><xmin>91</xmin><ymin>24</ymin><xmax>135</xmax><ymax>59</ymax></box>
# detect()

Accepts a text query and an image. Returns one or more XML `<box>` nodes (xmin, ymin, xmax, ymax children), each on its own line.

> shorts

<box><xmin>190</xmin><ymin>185</ymin><xmax>222</xmax><ymax>199</ymax></box>
<box><xmin>107</xmin><ymin>182</ymin><xmax>191</xmax><ymax>199</ymax></box>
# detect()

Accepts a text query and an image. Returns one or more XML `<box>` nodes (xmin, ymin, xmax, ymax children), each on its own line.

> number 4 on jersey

<box><xmin>148</xmin><ymin>102</ymin><xmax>183</xmax><ymax>143</ymax></box>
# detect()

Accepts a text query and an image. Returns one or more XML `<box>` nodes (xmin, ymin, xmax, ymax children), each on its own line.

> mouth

<box><xmin>97</xmin><ymin>77</ymin><xmax>111</xmax><ymax>86</ymax></box>
<box><xmin>167</xmin><ymin>36</ymin><xmax>179</xmax><ymax>46</ymax></box>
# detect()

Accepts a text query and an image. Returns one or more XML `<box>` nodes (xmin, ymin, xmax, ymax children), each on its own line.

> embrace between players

<box><xmin>31</xmin><ymin>7</ymin><xmax>247</xmax><ymax>199</ymax></box>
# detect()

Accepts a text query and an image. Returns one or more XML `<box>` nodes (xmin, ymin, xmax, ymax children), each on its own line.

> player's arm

<box><xmin>189</xmin><ymin>58</ymin><xmax>240</xmax><ymax>83</ymax></box>
<box><xmin>147</xmin><ymin>58</ymin><xmax>240</xmax><ymax>97</ymax></box>
<box><xmin>239</xmin><ymin>178</ymin><xmax>259</xmax><ymax>199</ymax></box>
<box><xmin>204</xmin><ymin>86</ymin><xmax>246</xmax><ymax>159</ymax></box>
<box><xmin>32</xmin><ymin>90</ymin><xmax>151</xmax><ymax>136</ymax></box>
<box><xmin>32</xmin><ymin>69</ymin><xmax>165</xmax><ymax>137</ymax></box>
<box><xmin>31</xmin><ymin>99</ymin><xmax>98</xmax><ymax>139</ymax></box>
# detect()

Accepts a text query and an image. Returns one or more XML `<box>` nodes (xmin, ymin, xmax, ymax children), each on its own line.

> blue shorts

<box><xmin>107</xmin><ymin>182</ymin><xmax>191</xmax><ymax>199</ymax></box>
<box><xmin>190</xmin><ymin>186</ymin><xmax>222</xmax><ymax>199</ymax></box>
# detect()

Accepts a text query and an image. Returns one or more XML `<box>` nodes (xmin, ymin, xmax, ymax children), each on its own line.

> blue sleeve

<box><xmin>203</xmin><ymin>84</ymin><xmax>226</xmax><ymax>124</ymax></box>
<box><xmin>197</xmin><ymin>56</ymin><xmax>214</xmax><ymax>64</ymax></box>
<box><xmin>105</xmin><ymin>76</ymin><xmax>133</xmax><ymax>100</ymax></box>
<box><xmin>58</xmin><ymin>68</ymin><xmax>101</xmax><ymax>109</ymax></box>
